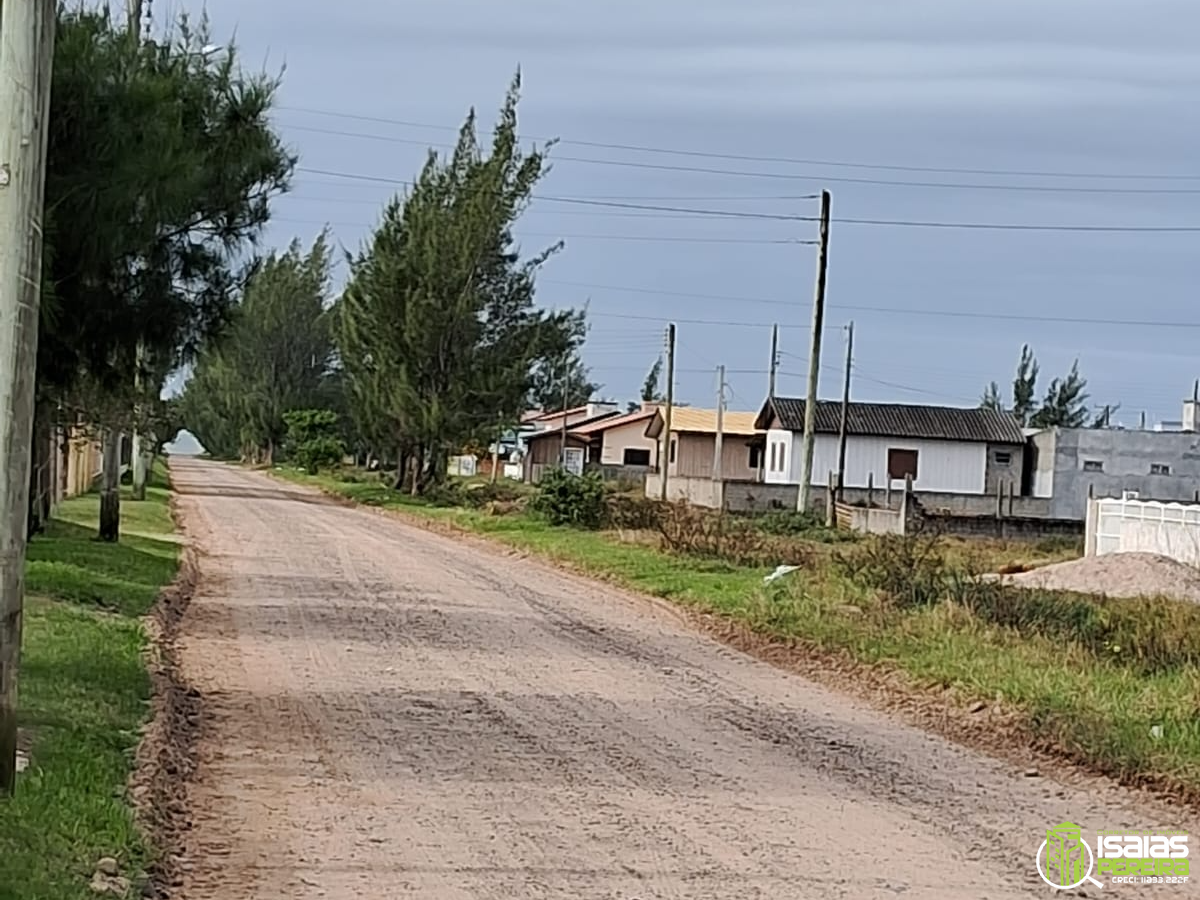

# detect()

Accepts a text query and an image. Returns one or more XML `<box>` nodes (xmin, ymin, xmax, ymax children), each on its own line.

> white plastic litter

<box><xmin>1151</xmin><ymin>724</ymin><xmax>1164</xmax><ymax>741</ymax></box>
<box><xmin>763</xmin><ymin>565</ymin><xmax>800</xmax><ymax>584</ymax></box>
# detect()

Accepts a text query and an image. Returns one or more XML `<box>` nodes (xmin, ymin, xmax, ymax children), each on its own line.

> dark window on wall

<box><xmin>993</xmin><ymin>451</ymin><xmax>1012</xmax><ymax>466</ymax></box>
<box><xmin>769</xmin><ymin>442</ymin><xmax>777</xmax><ymax>472</ymax></box>
<box><xmin>623</xmin><ymin>447</ymin><xmax>651</xmax><ymax>466</ymax></box>
<box><xmin>669</xmin><ymin>439</ymin><xmax>677</xmax><ymax>464</ymax></box>
<box><xmin>1151</xmin><ymin>463</ymin><xmax>1171</xmax><ymax>475</ymax></box>
<box><xmin>887</xmin><ymin>448</ymin><xmax>919</xmax><ymax>481</ymax></box>
<box><xmin>749</xmin><ymin>445</ymin><xmax>762</xmax><ymax>469</ymax></box>
<box><xmin>1083</xmin><ymin>460</ymin><xmax>1104</xmax><ymax>472</ymax></box>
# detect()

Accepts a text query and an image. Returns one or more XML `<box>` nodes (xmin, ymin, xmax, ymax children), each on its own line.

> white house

<box><xmin>754</xmin><ymin>397</ymin><xmax>1027</xmax><ymax>495</ymax></box>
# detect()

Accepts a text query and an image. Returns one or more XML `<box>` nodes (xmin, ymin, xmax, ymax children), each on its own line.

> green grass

<box><xmin>0</xmin><ymin>463</ymin><xmax>179</xmax><ymax>900</ymax></box>
<box><xmin>279</xmin><ymin>464</ymin><xmax>1200</xmax><ymax>799</ymax></box>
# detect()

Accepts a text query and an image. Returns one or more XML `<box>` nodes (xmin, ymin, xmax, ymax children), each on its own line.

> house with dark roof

<box><xmin>521</xmin><ymin>406</ymin><xmax>663</xmax><ymax>482</ymax></box>
<box><xmin>755</xmin><ymin>397</ymin><xmax>1026</xmax><ymax>495</ymax></box>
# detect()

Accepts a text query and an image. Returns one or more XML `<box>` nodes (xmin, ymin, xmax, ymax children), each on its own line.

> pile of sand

<box><xmin>1002</xmin><ymin>552</ymin><xmax>1200</xmax><ymax>602</ymax></box>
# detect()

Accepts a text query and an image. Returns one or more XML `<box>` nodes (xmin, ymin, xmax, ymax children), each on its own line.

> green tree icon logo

<box><xmin>1045</xmin><ymin>823</ymin><xmax>1087</xmax><ymax>888</ymax></box>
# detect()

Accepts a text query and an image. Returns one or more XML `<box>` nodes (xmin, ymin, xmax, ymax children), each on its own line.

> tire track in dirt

<box><xmin>168</xmin><ymin>459</ymin><xmax>1200</xmax><ymax>899</ymax></box>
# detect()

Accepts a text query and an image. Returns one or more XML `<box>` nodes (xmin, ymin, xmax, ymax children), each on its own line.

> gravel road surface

<box><xmin>170</xmin><ymin>458</ymin><xmax>1196</xmax><ymax>899</ymax></box>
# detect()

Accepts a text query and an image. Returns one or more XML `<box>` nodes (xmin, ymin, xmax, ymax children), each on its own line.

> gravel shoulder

<box><xmin>169</xmin><ymin>459</ymin><xmax>1199</xmax><ymax>899</ymax></box>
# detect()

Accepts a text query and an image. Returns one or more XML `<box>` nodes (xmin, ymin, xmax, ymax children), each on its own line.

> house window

<box><xmin>769</xmin><ymin>442</ymin><xmax>777</xmax><ymax>472</ymax></box>
<box><xmin>775</xmin><ymin>441</ymin><xmax>787</xmax><ymax>474</ymax></box>
<box><xmin>669</xmin><ymin>438</ymin><xmax>677</xmax><ymax>464</ymax></box>
<box><xmin>887</xmin><ymin>448</ymin><xmax>919</xmax><ymax>481</ymax></box>
<box><xmin>1083</xmin><ymin>460</ymin><xmax>1104</xmax><ymax>472</ymax></box>
<box><xmin>993</xmin><ymin>451</ymin><xmax>1012</xmax><ymax>466</ymax></box>
<box><xmin>749</xmin><ymin>444</ymin><xmax>762</xmax><ymax>469</ymax></box>
<box><xmin>623</xmin><ymin>447</ymin><xmax>651</xmax><ymax>467</ymax></box>
<box><xmin>1151</xmin><ymin>463</ymin><xmax>1171</xmax><ymax>475</ymax></box>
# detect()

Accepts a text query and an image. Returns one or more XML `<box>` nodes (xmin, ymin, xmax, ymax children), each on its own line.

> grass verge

<box><xmin>0</xmin><ymin>464</ymin><xmax>179</xmax><ymax>900</ymax></box>
<box><xmin>276</xmin><ymin>465</ymin><xmax>1200</xmax><ymax>803</ymax></box>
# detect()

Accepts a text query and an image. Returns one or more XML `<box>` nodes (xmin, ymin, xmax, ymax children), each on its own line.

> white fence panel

<box><xmin>1086</xmin><ymin>497</ymin><xmax>1200</xmax><ymax>566</ymax></box>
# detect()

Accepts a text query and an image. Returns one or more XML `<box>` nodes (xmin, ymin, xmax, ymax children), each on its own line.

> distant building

<box><xmin>754</xmin><ymin>397</ymin><xmax>1026</xmax><ymax>496</ymax></box>
<box><xmin>1029</xmin><ymin>393</ymin><xmax>1200</xmax><ymax>520</ymax></box>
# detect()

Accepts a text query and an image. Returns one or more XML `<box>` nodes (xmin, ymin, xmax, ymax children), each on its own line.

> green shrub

<box><xmin>460</xmin><ymin>480</ymin><xmax>528</xmax><ymax>509</ymax></box>
<box><xmin>531</xmin><ymin>468</ymin><xmax>606</xmax><ymax>528</ymax></box>
<box><xmin>603</xmin><ymin>494</ymin><xmax>664</xmax><ymax>530</ymax></box>
<box><xmin>832</xmin><ymin>526</ymin><xmax>953</xmax><ymax>609</ymax></box>
<box><xmin>282</xmin><ymin>409</ymin><xmax>346</xmax><ymax>473</ymax></box>
<box><xmin>655</xmin><ymin>502</ymin><xmax>812</xmax><ymax>567</ymax></box>
<box><xmin>752</xmin><ymin>509</ymin><xmax>856</xmax><ymax>543</ymax></box>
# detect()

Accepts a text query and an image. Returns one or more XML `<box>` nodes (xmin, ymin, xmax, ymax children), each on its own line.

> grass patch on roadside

<box><xmin>278</xmin><ymin>464</ymin><xmax>1200</xmax><ymax>799</ymax></box>
<box><xmin>0</xmin><ymin>463</ymin><xmax>179</xmax><ymax>900</ymax></box>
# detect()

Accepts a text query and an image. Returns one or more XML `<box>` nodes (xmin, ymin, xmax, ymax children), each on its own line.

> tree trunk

<box><xmin>264</xmin><ymin>438</ymin><xmax>274</xmax><ymax>467</ymax></box>
<box><xmin>98</xmin><ymin>428</ymin><xmax>121</xmax><ymax>543</ymax></box>
<box><xmin>131</xmin><ymin>429</ymin><xmax>147</xmax><ymax>500</ymax></box>
<box><xmin>26</xmin><ymin>403</ymin><xmax>50</xmax><ymax>537</ymax></box>
<box><xmin>410</xmin><ymin>444</ymin><xmax>423</xmax><ymax>496</ymax></box>
<box><xmin>391</xmin><ymin>444</ymin><xmax>408</xmax><ymax>491</ymax></box>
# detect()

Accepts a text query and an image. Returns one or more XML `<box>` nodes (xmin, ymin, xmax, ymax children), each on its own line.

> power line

<box><xmin>545</xmin><ymin>278</ymin><xmax>1200</xmax><ymax>330</ymax></box>
<box><xmin>277</xmin><ymin>105</ymin><xmax>1200</xmax><ymax>184</ymax></box>
<box><xmin>292</xmin><ymin>168</ymin><xmax>813</xmax><ymax>221</ymax></box>
<box><xmin>292</xmin><ymin>167</ymin><xmax>1200</xmax><ymax>233</ymax></box>
<box><xmin>273</xmin><ymin>218</ymin><xmax>803</xmax><ymax>246</ymax></box>
<box><xmin>282</xmin><ymin>192</ymin><xmax>794</xmax><ymax>220</ymax></box>
<box><xmin>283</xmin><ymin>122</ymin><xmax>1200</xmax><ymax>195</ymax></box>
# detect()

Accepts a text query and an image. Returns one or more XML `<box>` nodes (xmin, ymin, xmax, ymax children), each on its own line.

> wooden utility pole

<box><xmin>835</xmin><ymin>321</ymin><xmax>854</xmax><ymax>500</ymax></box>
<box><xmin>659</xmin><ymin>323</ymin><xmax>676</xmax><ymax>501</ymax></box>
<box><xmin>767</xmin><ymin>324</ymin><xmax>779</xmax><ymax>400</ymax></box>
<box><xmin>797</xmin><ymin>190</ymin><xmax>831</xmax><ymax>511</ymax></box>
<box><xmin>0</xmin><ymin>0</ymin><xmax>57</xmax><ymax>794</ymax></box>
<box><xmin>712</xmin><ymin>365</ymin><xmax>726</xmax><ymax>509</ymax></box>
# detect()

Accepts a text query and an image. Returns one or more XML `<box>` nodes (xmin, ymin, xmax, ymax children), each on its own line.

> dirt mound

<box><xmin>1004</xmin><ymin>551</ymin><xmax>1200</xmax><ymax>601</ymax></box>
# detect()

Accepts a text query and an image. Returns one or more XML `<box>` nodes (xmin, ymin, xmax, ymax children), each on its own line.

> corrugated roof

<box><xmin>756</xmin><ymin>397</ymin><xmax>1025</xmax><ymax>444</ymax></box>
<box><xmin>569</xmin><ymin>407</ymin><xmax>656</xmax><ymax>437</ymax></box>
<box><xmin>645</xmin><ymin>407</ymin><xmax>761</xmax><ymax>438</ymax></box>
<box><xmin>524</xmin><ymin>410</ymin><xmax>622</xmax><ymax>442</ymax></box>
<box><xmin>530</xmin><ymin>404</ymin><xmax>590</xmax><ymax>421</ymax></box>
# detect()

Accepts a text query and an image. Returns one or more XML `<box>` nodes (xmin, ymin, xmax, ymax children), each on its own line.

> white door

<box><xmin>563</xmin><ymin>447</ymin><xmax>584</xmax><ymax>476</ymax></box>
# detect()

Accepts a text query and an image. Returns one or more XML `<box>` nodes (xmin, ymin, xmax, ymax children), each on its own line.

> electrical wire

<box><xmin>285</xmin><ymin>122</ymin><xmax>1200</xmax><ymax>195</ymax></box>
<box><xmin>276</xmin><ymin>105</ymin><xmax>1200</xmax><ymax>184</ymax></box>
<box><xmin>291</xmin><ymin>167</ymin><xmax>1200</xmax><ymax>233</ymax></box>
<box><xmin>272</xmin><ymin>217</ymin><xmax>805</xmax><ymax>246</ymax></box>
<box><xmin>543</xmin><ymin>278</ymin><xmax>1200</xmax><ymax>331</ymax></box>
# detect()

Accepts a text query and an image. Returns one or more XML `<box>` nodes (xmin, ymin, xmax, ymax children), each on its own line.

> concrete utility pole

<box><xmin>558</xmin><ymin>364</ymin><xmax>569</xmax><ymax>469</ymax></box>
<box><xmin>835</xmin><ymin>321</ymin><xmax>854</xmax><ymax>500</ymax></box>
<box><xmin>0</xmin><ymin>0</ymin><xmax>57</xmax><ymax>794</ymax></box>
<box><xmin>131</xmin><ymin>341</ymin><xmax>148</xmax><ymax>500</ymax></box>
<box><xmin>767</xmin><ymin>323</ymin><xmax>779</xmax><ymax>400</ymax></box>
<box><xmin>797</xmin><ymin>190</ymin><xmax>831</xmax><ymax>512</ymax></box>
<box><xmin>659</xmin><ymin>323</ymin><xmax>676</xmax><ymax>501</ymax></box>
<box><xmin>712</xmin><ymin>365</ymin><xmax>726</xmax><ymax>510</ymax></box>
<box><xmin>127</xmin><ymin>0</ymin><xmax>148</xmax><ymax>501</ymax></box>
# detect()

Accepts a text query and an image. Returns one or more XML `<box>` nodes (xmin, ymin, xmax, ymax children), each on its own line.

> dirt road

<box><xmin>169</xmin><ymin>459</ymin><xmax>1195</xmax><ymax>899</ymax></box>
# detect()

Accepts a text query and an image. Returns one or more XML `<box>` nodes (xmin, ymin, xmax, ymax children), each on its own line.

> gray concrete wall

<box><xmin>1043</xmin><ymin>428</ymin><xmax>1200</xmax><ymax>521</ymax></box>
<box><xmin>834</xmin><ymin>485</ymin><xmax>1051</xmax><ymax>518</ymax></box>
<box><xmin>983</xmin><ymin>442</ymin><xmax>1025</xmax><ymax>495</ymax></box>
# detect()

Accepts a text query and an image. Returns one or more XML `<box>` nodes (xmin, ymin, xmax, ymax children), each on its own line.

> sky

<box><xmin>163</xmin><ymin>0</ymin><xmax>1200</xmax><ymax>427</ymax></box>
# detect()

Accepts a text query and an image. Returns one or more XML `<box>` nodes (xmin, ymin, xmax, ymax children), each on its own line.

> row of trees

<box><xmin>181</xmin><ymin>75</ymin><xmax>607</xmax><ymax>494</ymax></box>
<box><xmin>981</xmin><ymin>344</ymin><xmax>1114</xmax><ymax>428</ymax></box>
<box><xmin>28</xmin><ymin>7</ymin><xmax>293</xmax><ymax>540</ymax></box>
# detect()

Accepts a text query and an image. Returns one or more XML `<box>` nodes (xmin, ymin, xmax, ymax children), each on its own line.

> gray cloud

<box><xmin>182</xmin><ymin>0</ymin><xmax>1200</xmax><ymax>421</ymax></box>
